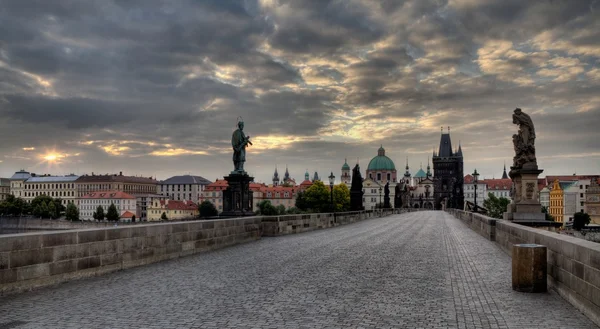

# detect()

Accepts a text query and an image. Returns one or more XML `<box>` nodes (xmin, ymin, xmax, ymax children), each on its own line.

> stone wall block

<box><xmin>147</xmin><ymin>225</ymin><xmax>170</xmax><ymax>237</ymax></box>
<box><xmin>130</xmin><ymin>227</ymin><xmax>147</xmax><ymax>238</ymax></box>
<box><xmin>10</xmin><ymin>248</ymin><xmax>53</xmax><ymax>268</ymax></box>
<box><xmin>88</xmin><ymin>242</ymin><xmax>106</xmax><ymax>257</ymax></box>
<box><xmin>572</xmin><ymin>261</ymin><xmax>585</xmax><ymax>279</ymax></box>
<box><xmin>188</xmin><ymin>222</ymin><xmax>203</xmax><ymax>232</ymax></box>
<box><xmin>171</xmin><ymin>223</ymin><xmax>189</xmax><ymax>234</ymax></box>
<box><xmin>589</xmin><ymin>248</ymin><xmax>600</xmax><ymax>269</ymax></box>
<box><xmin>77</xmin><ymin>256</ymin><xmax>101</xmax><ymax>271</ymax></box>
<box><xmin>53</xmin><ymin>245</ymin><xmax>78</xmax><ymax>262</ymax></box>
<box><xmin>100</xmin><ymin>253</ymin><xmax>122</xmax><ymax>266</ymax></box>
<box><xmin>0</xmin><ymin>268</ymin><xmax>17</xmax><ymax>283</ymax></box>
<box><xmin>78</xmin><ymin>230</ymin><xmax>106</xmax><ymax>244</ymax></box>
<box><xmin>585</xmin><ymin>266</ymin><xmax>600</xmax><ymax>288</ymax></box>
<box><xmin>0</xmin><ymin>252</ymin><xmax>9</xmax><ymax>270</ymax></box>
<box><xmin>76</xmin><ymin>243</ymin><xmax>90</xmax><ymax>258</ymax></box>
<box><xmin>0</xmin><ymin>235</ymin><xmax>42</xmax><ymax>252</ymax></box>
<box><xmin>17</xmin><ymin>263</ymin><xmax>49</xmax><ymax>281</ymax></box>
<box><xmin>42</xmin><ymin>232</ymin><xmax>77</xmax><ymax>247</ymax></box>
<box><xmin>49</xmin><ymin>259</ymin><xmax>78</xmax><ymax>276</ymax></box>
<box><xmin>571</xmin><ymin>276</ymin><xmax>592</xmax><ymax>300</ymax></box>
<box><xmin>202</xmin><ymin>221</ymin><xmax>215</xmax><ymax>229</ymax></box>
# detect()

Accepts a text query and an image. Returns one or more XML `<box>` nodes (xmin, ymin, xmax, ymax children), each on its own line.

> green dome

<box><xmin>414</xmin><ymin>168</ymin><xmax>427</xmax><ymax>178</ymax></box>
<box><xmin>367</xmin><ymin>156</ymin><xmax>396</xmax><ymax>171</ymax></box>
<box><xmin>342</xmin><ymin>159</ymin><xmax>350</xmax><ymax>170</ymax></box>
<box><xmin>367</xmin><ymin>145</ymin><xmax>396</xmax><ymax>171</ymax></box>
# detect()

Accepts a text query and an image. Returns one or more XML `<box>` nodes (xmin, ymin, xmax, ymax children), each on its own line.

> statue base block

<box><xmin>220</xmin><ymin>173</ymin><xmax>255</xmax><ymax>218</ymax></box>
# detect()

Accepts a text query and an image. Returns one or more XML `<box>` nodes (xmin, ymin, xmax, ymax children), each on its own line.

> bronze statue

<box><xmin>232</xmin><ymin>120</ymin><xmax>252</xmax><ymax>173</ymax></box>
<box><xmin>511</xmin><ymin>108</ymin><xmax>537</xmax><ymax>169</ymax></box>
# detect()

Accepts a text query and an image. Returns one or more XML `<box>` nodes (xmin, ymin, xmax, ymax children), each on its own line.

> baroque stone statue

<box><xmin>232</xmin><ymin>120</ymin><xmax>252</xmax><ymax>173</ymax></box>
<box><xmin>511</xmin><ymin>108</ymin><xmax>537</xmax><ymax>169</ymax></box>
<box><xmin>350</xmin><ymin>163</ymin><xmax>364</xmax><ymax>211</ymax></box>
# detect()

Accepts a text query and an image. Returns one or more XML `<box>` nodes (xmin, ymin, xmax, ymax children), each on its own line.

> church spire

<box><xmin>502</xmin><ymin>161</ymin><xmax>508</xmax><ymax>179</ymax></box>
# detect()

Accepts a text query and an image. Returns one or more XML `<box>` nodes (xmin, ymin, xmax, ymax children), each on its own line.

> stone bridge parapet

<box><xmin>447</xmin><ymin>209</ymin><xmax>600</xmax><ymax>327</ymax></box>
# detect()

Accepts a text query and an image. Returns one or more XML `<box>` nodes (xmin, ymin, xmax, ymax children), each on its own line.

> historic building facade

<box><xmin>432</xmin><ymin>129</ymin><xmax>463</xmax><ymax>209</ymax></box>
<box><xmin>148</xmin><ymin>199</ymin><xmax>198</xmax><ymax>221</ymax></box>
<box><xmin>75</xmin><ymin>173</ymin><xmax>159</xmax><ymax>220</ymax></box>
<box><xmin>22</xmin><ymin>175</ymin><xmax>80</xmax><ymax>206</ymax></box>
<box><xmin>9</xmin><ymin>170</ymin><xmax>31</xmax><ymax>198</ymax></box>
<box><xmin>549</xmin><ymin>180</ymin><xmax>565</xmax><ymax>223</ymax></box>
<box><xmin>463</xmin><ymin>174</ymin><xmax>487</xmax><ymax>209</ymax></box>
<box><xmin>0</xmin><ymin>178</ymin><xmax>10</xmax><ymax>201</ymax></box>
<box><xmin>79</xmin><ymin>191</ymin><xmax>137</xmax><ymax>221</ymax></box>
<box><xmin>158</xmin><ymin>175</ymin><xmax>211</xmax><ymax>203</ymax></box>
<box><xmin>586</xmin><ymin>178</ymin><xmax>600</xmax><ymax>224</ymax></box>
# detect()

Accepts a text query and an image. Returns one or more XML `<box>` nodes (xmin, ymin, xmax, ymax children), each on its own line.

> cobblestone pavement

<box><xmin>1</xmin><ymin>211</ymin><xmax>597</xmax><ymax>329</ymax></box>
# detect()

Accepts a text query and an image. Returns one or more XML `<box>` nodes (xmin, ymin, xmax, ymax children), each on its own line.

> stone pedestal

<box><xmin>384</xmin><ymin>195</ymin><xmax>390</xmax><ymax>209</ymax></box>
<box><xmin>350</xmin><ymin>190</ymin><xmax>364</xmax><ymax>211</ymax></box>
<box><xmin>220</xmin><ymin>173</ymin><xmax>255</xmax><ymax>218</ymax></box>
<box><xmin>512</xmin><ymin>244</ymin><xmax>547</xmax><ymax>293</ymax></box>
<box><xmin>504</xmin><ymin>167</ymin><xmax>546</xmax><ymax>223</ymax></box>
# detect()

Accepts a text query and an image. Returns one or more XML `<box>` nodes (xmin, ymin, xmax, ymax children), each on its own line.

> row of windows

<box><xmin>368</xmin><ymin>173</ymin><xmax>392</xmax><ymax>181</ymax></box>
<box><xmin>82</xmin><ymin>199</ymin><xmax>132</xmax><ymax>205</ymax></box>
<box><xmin>160</xmin><ymin>184</ymin><xmax>199</xmax><ymax>192</ymax></box>
<box><xmin>25</xmin><ymin>183</ymin><xmax>75</xmax><ymax>190</ymax></box>
<box><xmin>149</xmin><ymin>210</ymin><xmax>192</xmax><ymax>215</ymax></box>
<box><xmin>25</xmin><ymin>191</ymin><xmax>75</xmax><ymax>198</ymax></box>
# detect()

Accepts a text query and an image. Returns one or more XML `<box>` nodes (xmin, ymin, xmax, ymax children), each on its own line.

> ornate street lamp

<box><xmin>473</xmin><ymin>169</ymin><xmax>480</xmax><ymax>213</ymax></box>
<box><xmin>328</xmin><ymin>172</ymin><xmax>335</xmax><ymax>213</ymax></box>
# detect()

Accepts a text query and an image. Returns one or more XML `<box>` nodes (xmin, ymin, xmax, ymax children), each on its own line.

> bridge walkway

<box><xmin>0</xmin><ymin>211</ymin><xmax>596</xmax><ymax>328</ymax></box>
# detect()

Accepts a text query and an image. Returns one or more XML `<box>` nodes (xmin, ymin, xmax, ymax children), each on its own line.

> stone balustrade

<box><xmin>0</xmin><ymin>209</ymin><xmax>400</xmax><ymax>295</ymax></box>
<box><xmin>447</xmin><ymin>209</ymin><xmax>600</xmax><ymax>327</ymax></box>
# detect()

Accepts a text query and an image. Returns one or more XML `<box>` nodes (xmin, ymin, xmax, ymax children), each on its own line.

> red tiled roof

<box><xmin>250</xmin><ymin>183</ymin><xmax>266</xmax><ymax>192</ymax></box>
<box><xmin>205</xmin><ymin>179</ymin><xmax>228</xmax><ymax>191</ymax></box>
<box><xmin>464</xmin><ymin>174</ymin><xmax>473</xmax><ymax>184</ymax></box>
<box><xmin>81</xmin><ymin>190</ymin><xmax>136</xmax><ymax>199</ymax></box>
<box><xmin>120</xmin><ymin>211</ymin><xmax>135</xmax><ymax>218</ymax></box>
<box><xmin>76</xmin><ymin>174</ymin><xmax>157</xmax><ymax>184</ymax></box>
<box><xmin>160</xmin><ymin>200</ymin><xmax>197</xmax><ymax>210</ymax></box>
<box><xmin>299</xmin><ymin>179</ymin><xmax>313</xmax><ymax>186</ymax></box>
<box><xmin>483</xmin><ymin>179</ymin><xmax>512</xmax><ymax>190</ymax></box>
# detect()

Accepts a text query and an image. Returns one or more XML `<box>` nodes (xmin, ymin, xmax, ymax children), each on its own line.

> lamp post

<box><xmin>473</xmin><ymin>169</ymin><xmax>480</xmax><ymax>213</ymax></box>
<box><xmin>379</xmin><ymin>186</ymin><xmax>382</xmax><ymax>209</ymax></box>
<box><xmin>328</xmin><ymin>172</ymin><xmax>335</xmax><ymax>213</ymax></box>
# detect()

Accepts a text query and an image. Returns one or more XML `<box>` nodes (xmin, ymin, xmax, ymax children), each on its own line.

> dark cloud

<box><xmin>0</xmin><ymin>0</ymin><xmax>599</xmax><ymax>182</ymax></box>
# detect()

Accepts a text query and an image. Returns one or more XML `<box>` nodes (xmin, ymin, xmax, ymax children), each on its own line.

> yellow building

<box><xmin>549</xmin><ymin>179</ymin><xmax>564</xmax><ymax>223</ymax></box>
<box><xmin>148</xmin><ymin>199</ymin><xmax>198</xmax><ymax>221</ymax></box>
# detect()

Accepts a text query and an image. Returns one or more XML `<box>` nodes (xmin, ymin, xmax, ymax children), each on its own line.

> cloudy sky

<box><xmin>1</xmin><ymin>0</ymin><xmax>599</xmax><ymax>183</ymax></box>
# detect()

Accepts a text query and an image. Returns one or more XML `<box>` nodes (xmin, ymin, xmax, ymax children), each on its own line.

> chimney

<box><xmin>120</xmin><ymin>171</ymin><xmax>123</xmax><ymax>176</ymax></box>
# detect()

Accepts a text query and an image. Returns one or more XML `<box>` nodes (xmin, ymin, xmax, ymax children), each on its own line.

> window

<box><xmin>581</xmin><ymin>193</ymin><xmax>584</xmax><ymax>198</ymax></box>
<box><xmin>387</xmin><ymin>173</ymin><xmax>391</xmax><ymax>181</ymax></box>
<box><xmin>377</xmin><ymin>173</ymin><xmax>381</xmax><ymax>181</ymax></box>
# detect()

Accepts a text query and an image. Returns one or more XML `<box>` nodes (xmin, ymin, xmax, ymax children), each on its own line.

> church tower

<box><xmin>283</xmin><ymin>166</ymin><xmax>291</xmax><ymax>185</ymax></box>
<box><xmin>341</xmin><ymin>159</ymin><xmax>351</xmax><ymax>184</ymax></box>
<box><xmin>432</xmin><ymin>127</ymin><xmax>464</xmax><ymax>210</ymax></box>
<box><xmin>502</xmin><ymin>162</ymin><xmax>509</xmax><ymax>179</ymax></box>
<box><xmin>272</xmin><ymin>168</ymin><xmax>280</xmax><ymax>187</ymax></box>
<box><xmin>403</xmin><ymin>157</ymin><xmax>412</xmax><ymax>186</ymax></box>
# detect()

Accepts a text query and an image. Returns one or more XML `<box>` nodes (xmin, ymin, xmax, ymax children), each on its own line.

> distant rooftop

<box><xmin>26</xmin><ymin>175</ymin><xmax>80</xmax><ymax>183</ymax></box>
<box><xmin>160</xmin><ymin>175</ymin><xmax>212</xmax><ymax>185</ymax></box>
<box><xmin>76</xmin><ymin>173</ymin><xmax>157</xmax><ymax>184</ymax></box>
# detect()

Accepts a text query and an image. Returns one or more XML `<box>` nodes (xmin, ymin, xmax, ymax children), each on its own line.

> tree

<box><xmin>106</xmin><ymin>203</ymin><xmax>120</xmax><ymax>222</ymax></box>
<box><xmin>47</xmin><ymin>201</ymin><xmax>57</xmax><ymax>219</ymax></box>
<box><xmin>65</xmin><ymin>203</ymin><xmax>80</xmax><ymax>221</ymax></box>
<box><xmin>276</xmin><ymin>204</ymin><xmax>286</xmax><ymax>215</ymax></box>
<box><xmin>483</xmin><ymin>193</ymin><xmax>511</xmax><ymax>219</ymax></box>
<box><xmin>333</xmin><ymin>184</ymin><xmax>351</xmax><ymax>212</ymax></box>
<box><xmin>161</xmin><ymin>212</ymin><xmax>168</xmax><ymax>220</ymax></box>
<box><xmin>301</xmin><ymin>180</ymin><xmax>330</xmax><ymax>212</ymax></box>
<box><xmin>295</xmin><ymin>191</ymin><xmax>309</xmax><ymax>211</ymax></box>
<box><xmin>257</xmin><ymin>200</ymin><xmax>278</xmax><ymax>216</ymax></box>
<box><xmin>199</xmin><ymin>201</ymin><xmax>219</xmax><ymax>218</ymax></box>
<box><xmin>39</xmin><ymin>201</ymin><xmax>50</xmax><ymax>219</ymax></box>
<box><xmin>286</xmin><ymin>207</ymin><xmax>302</xmax><ymax>214</ymax></box>
<box><xmin>0</xmin><ymin>195</ymin><xmax>29</xmax><ymax>216</ymax></box>
<box><xmin>94</xmin><ymin>205</ymin><xmax>105</xmax><ymax>221</ymax></box>
<box><xmin>572</xmin><ymin>212</ymin><xmax>591</xmax><ymax>230</ymax></box>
